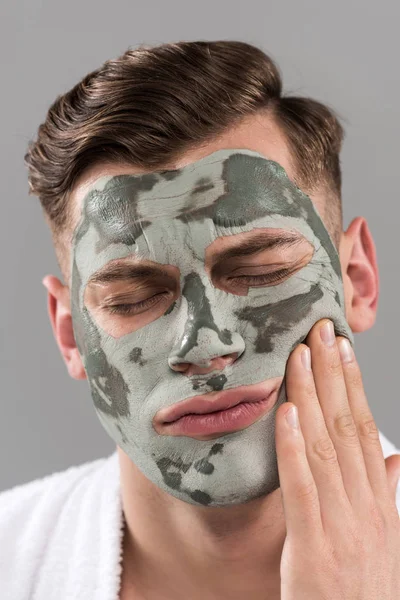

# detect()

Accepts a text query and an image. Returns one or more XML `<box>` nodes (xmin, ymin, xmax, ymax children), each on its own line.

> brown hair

<box><xmin>24</xmin><ymin>40</ymin><xmax>344</xmax><ymax>275</ymax></box>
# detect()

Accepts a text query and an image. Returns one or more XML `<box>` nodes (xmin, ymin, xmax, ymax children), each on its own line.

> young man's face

<box><xmin>68</xmin><ymin>116</ymin><xmax>353</xmax><ymax>506</ymax></box>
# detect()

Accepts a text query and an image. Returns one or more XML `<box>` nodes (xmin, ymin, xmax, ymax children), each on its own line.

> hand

<box><xmin>275</xmin><ymin>318</ymin><xmax>400</xmax><ymax>600</ymax></box>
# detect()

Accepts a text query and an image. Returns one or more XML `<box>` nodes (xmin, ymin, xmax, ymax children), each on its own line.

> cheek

<box><xmin>97</xmin><ymin>323</ymin><xmax>167</xmax><ymax>386</ymax></box>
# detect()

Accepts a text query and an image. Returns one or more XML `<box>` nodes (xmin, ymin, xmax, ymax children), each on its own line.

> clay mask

<box><xmin>70</xmin><ymin>148</ymin><xmax>353</xmax><ymax>507</ymax></box>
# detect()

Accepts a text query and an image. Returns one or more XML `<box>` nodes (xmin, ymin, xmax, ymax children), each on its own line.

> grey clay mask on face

<box><xmin>70</xmin><ymin>148</ymin><xmax>353</xmax><ymax>507</ymax></box>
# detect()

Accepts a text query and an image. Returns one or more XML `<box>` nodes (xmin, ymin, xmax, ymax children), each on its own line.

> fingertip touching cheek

<box><xmin>70</xmin><ymin>148</ymin><xmax>353</xmax><ymax>507</ymax></box>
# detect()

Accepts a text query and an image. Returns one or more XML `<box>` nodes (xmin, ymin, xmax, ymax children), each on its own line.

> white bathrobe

<box><xmin>1</xmin><ymin>430</ymin><xmax>400</xmax><ymax>600</ymax></box>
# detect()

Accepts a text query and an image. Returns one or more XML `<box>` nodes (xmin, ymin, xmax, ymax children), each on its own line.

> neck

<box><xmin>117</xmin><ymin>447</ymin><xmax>286</xmax><ymax>600</ymax></box>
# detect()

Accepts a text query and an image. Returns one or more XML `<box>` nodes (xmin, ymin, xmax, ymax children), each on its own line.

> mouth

<box><xmin>153</xmin><ymin>377</ymin><xmax>283</xmax><ymax>440</ymax></box>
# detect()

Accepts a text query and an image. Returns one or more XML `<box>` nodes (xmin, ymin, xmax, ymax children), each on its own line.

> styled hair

<box><xmin>24</xmin><ymin>40</ymin><xmax>344</xmax><ymax>274</ymax></box>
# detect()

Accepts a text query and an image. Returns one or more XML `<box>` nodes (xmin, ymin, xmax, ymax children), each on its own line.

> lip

<box><xmin>153</xmin><ymin>378</ymin><xmax>282</xmax><ymax>439</ymax></box>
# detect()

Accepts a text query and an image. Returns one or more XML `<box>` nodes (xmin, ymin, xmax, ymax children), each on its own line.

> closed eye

<box><xmin>226</xmin><ymin>268</ymin><xmax>293</xmax><ymax>287</ymax></box>
<box><xmin>101</xmin><ymin>266</ymin><xmax>297</xmax><ymax>318</ymax></box>
<box><xmin>103</xmin><ymin>292</ymin><xmax>171</xmax><ymax>316</ymax></box>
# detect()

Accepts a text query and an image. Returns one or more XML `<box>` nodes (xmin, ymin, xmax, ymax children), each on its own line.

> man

<box><xmin>1</xmin><ymin>39</ymin><xmax>399</xmax><ymax>599</ymax></box>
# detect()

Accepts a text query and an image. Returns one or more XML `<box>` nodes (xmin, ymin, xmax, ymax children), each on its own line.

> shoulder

<box><xmin>0</xmin><ymin>453</ymin><xmax>109</xmax><ymax>525</ymax></box>
<box><xmin>378</xmin><ymin>429</ymin><xmax>400</xmax><ymax>513</ymax></box>
<box><xmin>0</xmin><ymin>452</ymin><xmax>120</xmax><ymax>598</ymax></box>
<box><xmin>379</xmin><ymin>429</ymin><xmax>400</xmax><ymax>459</ymax></box>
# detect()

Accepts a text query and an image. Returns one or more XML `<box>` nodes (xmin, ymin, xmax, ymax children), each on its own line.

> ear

<box><xmin>42</xmin><ymin>275</ymin><xmax>87</xmax><ymax>380</ymax></box>
<box><xmin>338</xmin><ymin>217</ymin><xmax>379</xmax><ymax>333</ymax></box>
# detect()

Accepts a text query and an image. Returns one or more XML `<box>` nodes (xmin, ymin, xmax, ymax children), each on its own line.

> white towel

<box><xmin>0</xmin><ymin>452</ymin><xmax>123</xmax><ymax>600</ymax></box>
<box><xmin>1</xmin><ymin>430</ymin><xmax>399</xmax><ymax>600</ymax></box>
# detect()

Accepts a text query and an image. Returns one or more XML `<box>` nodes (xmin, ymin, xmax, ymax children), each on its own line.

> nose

<box><xmin>167</xmin><ymin>271</ymin><xmax>245</xmax><ymax>377</ymax></box>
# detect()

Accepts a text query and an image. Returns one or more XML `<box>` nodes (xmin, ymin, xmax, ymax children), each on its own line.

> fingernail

<box><xmin>320</xmin><ymin>321</ymin><xmax>335</xmax><ymax>347</ymax></box>
<box><xmin>339</xmin><ymin>338</ymin><xmax>354</xmax><ymax>363</ymax></box>
<box><xmin>285</xmin><ymin>405</ymin><xmax>299</xmax><ymax>429</ymax></box>
<box><xmin>301</xmin><ymin>347</ymin><xmax>311</xmax><ymax>371</ymax></box>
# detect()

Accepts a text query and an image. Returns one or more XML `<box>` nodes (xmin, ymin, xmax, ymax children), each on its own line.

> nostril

<box><xmin>221</xmin><ymin>352</ymin><xmax>240</xmax><ymax>366</ymax></box>
<box><xmin>169</xmin><ymin>353</ymin><xmax>238</xmax><ymax>374</ymax></box>
<box><xmin>169</xmin><ymin>361</ymin><xmax>190</xmax><ymax>372</ymax></box>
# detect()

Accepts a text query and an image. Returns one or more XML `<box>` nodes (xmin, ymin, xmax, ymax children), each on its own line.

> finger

<box><xmin>306</xmin><ymin>320</ymin><xmax>372</xmax><ymax>507</ymax></box>
<box><xmin>275</xmin><ymin>401</ymin><xmax>324</xmax><ymax>539</ymax></box>
<box><xmin>286</xmin><ymin>343</ymin><xmax>350</xmax><ymax>523</ymax></box>
<box><xmin>338</xmin><ymin>336</ymin><xmax>392</xmax><ymax>505</ymax></box>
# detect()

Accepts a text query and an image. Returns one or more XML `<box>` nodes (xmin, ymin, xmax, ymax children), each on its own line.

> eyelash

<box><xmin>106</xmin><ymin>293</ymin><xmax>169</xmax><ymax>316</ymax></box>
<box><xmin>228</xmin><ymin>269</ymin><xmax>291</xmax><ymax>286</ymax></box>
<box><xmin>105</xmin><ymin>270</ymin><xmax>292</xmax><ymax>316</ymax></box>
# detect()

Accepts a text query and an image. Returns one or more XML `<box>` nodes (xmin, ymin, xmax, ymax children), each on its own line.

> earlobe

<box><xmin>43</xmin><ymin>275</ymin><xmax>87</xmax><ymax>381</ymax></box>
<box><xmin>339</xmin><ymin>217</ymin><xmax>379</xmax><ymax>333</ymax></box>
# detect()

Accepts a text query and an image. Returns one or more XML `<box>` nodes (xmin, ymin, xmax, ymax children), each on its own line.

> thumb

<box><xmin>384</xmin><ymin>454</ymin><xmax>400</xmax><ymax>500</ymax></box>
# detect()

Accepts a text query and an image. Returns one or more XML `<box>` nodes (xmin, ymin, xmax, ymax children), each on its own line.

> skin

<box><xmin>70</xmin><ymin>146</ymin><xmax>353</xmax><ymax>508</ymax></box>
<box><xmin>43</xmin><ymin>112</ymin><xmax>400</xmax><ymax>599</ymax></box>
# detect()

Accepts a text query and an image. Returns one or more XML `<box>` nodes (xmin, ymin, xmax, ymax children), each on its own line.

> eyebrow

<box><xmin>87</xmin><ymin>231</ymin><xmax>303</xmax><ymax>285</ymax></box>
<box><xmin>209</xmin><ymin>231</ymin><xmax>302</xmax><ymax>268</ymax></box>
<box><xmin>87</xmin><ymin>263</ymin><xmax>173</xmax><ymax>286</ymax></box>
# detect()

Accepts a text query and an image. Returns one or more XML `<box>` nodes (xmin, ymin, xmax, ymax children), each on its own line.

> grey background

<box><xmin>1</xmin><ymin>0</ymin><xmax>398</xmax><ymax>491</ymax></box>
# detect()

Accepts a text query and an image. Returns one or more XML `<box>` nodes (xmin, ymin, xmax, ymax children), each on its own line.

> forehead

<box><xmin>71</xmin><ymin>149</ymin><xmax>340</xmax><ymax>296</ymax></box>
<box><xmin>73</xmin><ymin>149</ymin><xmax>318</xmax><ymax>241</ymax></box>
<box><xmin>71</xmin><ymin>148</ymin><xmax>340</xmax><ymax>283</ymax></box>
